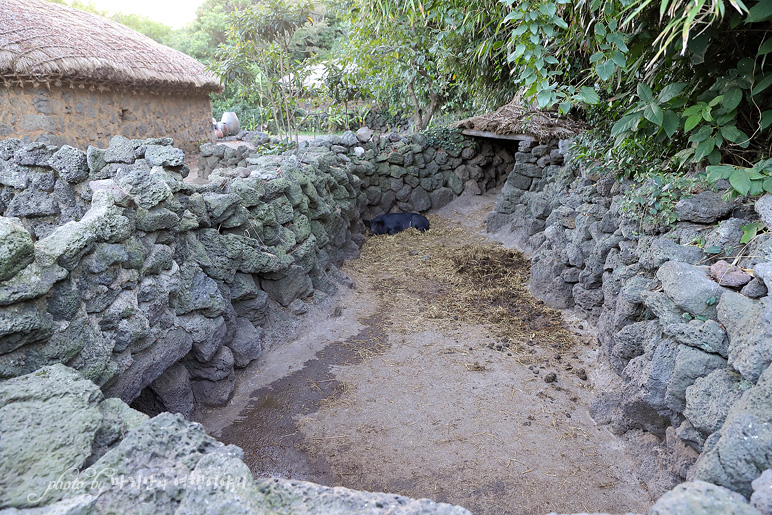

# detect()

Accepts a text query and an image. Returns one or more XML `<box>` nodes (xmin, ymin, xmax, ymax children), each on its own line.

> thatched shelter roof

<box><xmin>0</xmin><ymin>0</ymin><xmax>221</xmax><ymax>92</ymax></box>
<box><xmin>454</xmin><ymin>95</ymin><xmax>587</xmax><ymax>141</ymax></box>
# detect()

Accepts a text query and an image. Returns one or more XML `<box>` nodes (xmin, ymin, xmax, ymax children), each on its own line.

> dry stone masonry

<box><xmin>488</xmin><ymin>152</ymin><xmax>772</xmax><ymax>507</ymax></box>
<box><xmin>3</xmin><ymin>126</ymin><xmax>772</xmax><ymax>513</ymax></box>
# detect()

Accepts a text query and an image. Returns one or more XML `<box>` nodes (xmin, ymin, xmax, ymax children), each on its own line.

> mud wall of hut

<box><xmin>0</xmin><ymin>85</ymin><xmax>214</xmax><ymax>154</ymax></box>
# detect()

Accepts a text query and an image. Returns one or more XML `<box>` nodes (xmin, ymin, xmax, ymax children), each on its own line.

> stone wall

<box><xmin>3</xmin><ymin>127</ymin><xmax>772</xmax><ymax>513</ymax></box>
<box><xmin>0</xmin><ymin>134</ymin><xmax>365</xmax><ymax>417</ymax></box>
<box><xmin>0</xmin><ymin>129</ymin><xmax>558</xmax><ymax>418</ymax></box>
<box><xmin>199</xmin><ymin>128</ymin><xmax>563</xmax><ymax>221</ymax></box>
<box><xmin>0</xmin><ymin>85</ymin><xmax>214</xmax><ymax>154</ymax></box>
<box><xmin>488</xmin><ymin>157</ymin><xmax>772</xmax><ymax>499</ymax></box>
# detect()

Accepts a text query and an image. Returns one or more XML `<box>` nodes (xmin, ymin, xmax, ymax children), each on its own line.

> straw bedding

<box><xmin>350</xmin><ymin>215</ymin><xmax>576</xmax><ymax>358</ymax></box>
<box><xmin>0</xmin><ymin>0</ymin><xmax>220</xmax><ymax>92</ymax></box>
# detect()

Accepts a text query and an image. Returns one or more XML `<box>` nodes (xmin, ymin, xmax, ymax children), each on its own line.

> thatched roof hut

<box><xmin>0</xmin><ymin>0</ymin><xmax>220</xmax><ymax>152</ymax></box>
<box><xmin>454</xmin><ymin>95</ymin><xmax>587</xmax><ymax>142</ymax></box>
<box><xmin>0</xmin><ymin>0</ymin><xmax>220</xmax><ymax>91</ymax></box>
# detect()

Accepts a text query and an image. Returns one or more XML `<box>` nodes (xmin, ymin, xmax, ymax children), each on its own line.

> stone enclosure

<box><xmin>2</xmin><ymin>125</ymin><xmax>772</xmax><ymax>513</ymax></box>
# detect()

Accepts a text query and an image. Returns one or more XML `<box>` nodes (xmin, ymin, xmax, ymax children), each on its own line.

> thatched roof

<box><xmin>0</xmin><ymin>0</ymin><xmax>221</xmax><ymax>92</ymax></box>
<box><xmin>454</xmin><ymin>95</ymin><xmax>587</xmax><ymax>141</ymax></box>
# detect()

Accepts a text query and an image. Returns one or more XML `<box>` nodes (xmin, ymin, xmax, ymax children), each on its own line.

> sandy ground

<box><xmin>196</xmin><ymin>190</ymin><xmax>654</xmax><ymax>515</ymax></box>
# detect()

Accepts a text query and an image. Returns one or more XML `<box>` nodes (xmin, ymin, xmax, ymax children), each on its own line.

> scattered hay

<box><xmin>351</xmin><ymin>215</ymin><xmax>576</xmax><ymax>357</ymax></box>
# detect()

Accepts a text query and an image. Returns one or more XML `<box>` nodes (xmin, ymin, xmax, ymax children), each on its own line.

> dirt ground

<box><xmin>196</xmin><ymin>190</ymin><xmax>654</xmax><ymax>515</ymax></box>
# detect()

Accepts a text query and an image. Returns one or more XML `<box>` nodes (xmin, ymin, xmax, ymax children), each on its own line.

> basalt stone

<box><xmin>649</xmin><ymin>481</ymin><xmax>759</xmax><ymax>515</ymax></box>
<box><xmin>173</xmin><ymin>264</ymin><xmax>227</xmax><ymax>318</ymax></box>
<box><xmin>684</xmin><ymin>368</ymin><xmax>746</xmax><ymax>436</ymax></box>
<box><xmin>261</xmin><ymin>264</ymin><xmax>313</xmax><ymax>307</ymax></box>
<box><xmin>637</xmin><ymin>236</ymin><xmax>704</xmax><ymax>270</ymax></box>
<box><xmin>177</xmin><ymin>314</ymin><xmax>226</xmax><ymax>363</ymax></box>
<box><xmin>0</xmin><ymin>161</ymin><xmax>30</xmax><ymax>189</ymax></box>
<box><xmin>675</xmin><ymin>191</ymin><xmax>735</xmax><ymax>224</ymax></box>
<box><xmin>228</xmin><ymin>317</ymin><xmax>263</xmax><ymax>368</ymax></box>
<box><xmin>149</xmin><ymin>362</ymin><xmax>194</xmax><ymax>418</ymax></box>
<box><xmin>0</xmin><ymin>217</ymin><xmax>34</xmax><ymax>282</ymax></box>
<box><xmin>756</xmin><ymin>194</ymin><xmax>772</xmax><ymax>229</ymax></box>
<box><xmin>665</xmin><ymin>345</ymin><xmax>727</xmax><ymax>414</ymax></box>
<box><xmin>742</xmin><ymin>277</ymin><xmax>768</xmax><ymax>299</ymax></box>
<box><xmin>718</xmin><ymin>291</ymin><xmax>772</xmax><ymax>383</ymax></box>
<box><xmin>184</xmin><ymin>345</ymin><xmax>235</xmax><ymax>382</ymax></box>
<box><xmin>430</xmin><ymin>187</ymin><xmax>455</xmax><ymax>210</ymax></box>
<box><xmin>142</xmin><ymin>244</ymin><xmax>174</xmax><ymax>275</ymax></box>
<box><xmin>14</xmin><ymin>142</ymin><xmax>54</xmax><ymax>167</ymax></box>
<box><xmin>410</xmin><ymin>187</ymin><xmax>431</xmax><ymax>212</ymax></box>
<box><xmin>144</xmin><ymin>145</ymin><xmax>185</xmax><ymax>167</ymax></box>
<box><xmin>356</xmin><ymin>127</ymin><xmax>374</xmax><ymax>143</ymax></box>
<box><xmin>6</xmin><ymin>187</ymin><xmax>58</xmax><ymax>218</ymax></box>
<box><xmin>233</xmin><ymin>290</ymin><xmax>269</xmax><ymax>326</ymax></box>
<box><xmin>48</xmin><ymin>145</ymin><xmax>89</xmax><ymax>183</ymax></box>
<box><xmin>665</xmin><ymin>319</ymin><xmax>729</xmax><ymax>357</ymax></box>
<box><xmin>104</xmin><ymin>135</ymin><xmax>138</xmax><ymax>164</ymax></box>
<box><xmin>0</xmin><ymin>364</ymin><xmax>105</xmax><ymax>508</ymax></box>
<box><xmin>191</xmin><ymin>371</ymin><xmax>236</xmax><ymax>407</ymax></box>
<box><xmin>135</xmin><ymin>207</ymin><xmax>180</xmax><ymax>232</ymax></box>
<box><xmin>657</xmin><ymin>261</ymin><xmax>729</xmax><ymax>319</ymax></box>
<box><xmin>202</xmin><ymin>192</ymin><xmax>241</xmax><ymax>224</ymax></box>
<box><xmin>0</xmin><ymin>301</ymin><xmax>54</xmax><ymax>355</ymax></box>
<box><xmin>751</xmin><ymin>469</ymin><xmax>772</xmax><ymax>515</ymax></box>
<box><xmin>529</xmin><ymin>255</ymin><xmax>573</xmax><ymax>309</ymax></box>
<box><xmin>694</xmin><ymin>366</ymin><xmax>772</xmax><ymax>497</ymax></box>
<box><xmin>0</xmin><ymin>138</ymin><xmax>22</xmax><ymax>161</ymax></box>
<box><xmin>114</xmin><ymin>168</ymin><xmax>171</xmax><ymax>210</ymax></box>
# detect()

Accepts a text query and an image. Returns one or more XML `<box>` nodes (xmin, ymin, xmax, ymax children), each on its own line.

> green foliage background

<box><xmin>45</xmin><ymin>0</ymin><xmax>772</xmax><ymax>200</ymax></box>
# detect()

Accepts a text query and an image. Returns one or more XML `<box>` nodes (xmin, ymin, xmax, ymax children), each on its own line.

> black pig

<box><xmin>363</xmin><ymin>213</ymin><xmax>430</xmax><ymax>235</ymax></box>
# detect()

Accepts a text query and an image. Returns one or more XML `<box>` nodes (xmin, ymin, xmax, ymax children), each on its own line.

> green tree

<box><xmin>212</xmin><ymin>0</ymin><xmax>314</xmax><ymax>140</ymax></box>
<box><xmin>338</xmin><ymin>0</ymin><xmax>515</xmax><ymax>130</ymax></box>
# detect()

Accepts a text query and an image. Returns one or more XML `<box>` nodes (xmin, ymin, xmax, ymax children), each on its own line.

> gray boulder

<box><xmin>665</xmin><ymin>319</ymin><xmax>729</xmax><ymax>357</ymax></box>
<box><xmin>637</xmin><ymin>236</ymin><xmax>704</xmax><ymax>270</ymax></box>
<box><xmin>649</xmin><ymin>480</ymin><xmax>760</xmax><ymax>515</ymax></box>
<box><xmin>6</xmin><ymin>187</ymin><xmax>58</xmax><ymax>218</ymax></box>
<box><xmin>114</xmin><ymin>168</ymin><xmax>172</xmax><ymax>210</ymax></box>
<box><xmin>694</xmin><ymin>365</ymin><xmax>772</xmax><ymax>496</ymax></box>
<box><xmin>48</xmin><ymin>145</ymin><xmax>89</xmax><ymax>183</ymax></box>
<box><xmin>718</xmin><ymin>292</ymin><xmax>772</xmax><ymax>383</ymax></box>
<box><xmin>102</xmin><ymin>327</ymin><xmax>192</xmax><ymax>403</ymax></box>
<box><xmin>657</xmin><ymin>261</ymin><xmax>730</xmax><ymax>319</ymax></box>
<box><xmin>356</xmin><ymin>127</ymin><xmax>374</xmax><ymax>143</ymax></box>
<box><xmin>149</xmin><ymin>362</ymin><xmax>194</xmax><ymax>418</ymax></box>
<box><xmin>675</xmin><ymin>191</ymin><xmax>736</xmax><ymax>223</ymax></box>
<box><xmin>0</xmin><ymin>301</ymin><xmax>54</xmax><ymax>354</ymax></box>
<box><xmin>103</xmin><ymin>135</ymin><xmax>138</xmax><ymax>164</ymax></box>
<box><xmin>752</xmin><ymin>469</ymin><xmax>772</xmax><ymax>515</ymax></box>
<box><xmin>684</xmin><ymin>368</ymin><xmax>746</xmax><ymax>435</ymax></box>
<box><xmin>184</xmin><ymin>345</ymin><xmax>234</xmax><ymax>382</ymax></box>
<box><xmin>756</xmin><ymin>194</ymin><xmax>772</xmax><ymax>229</ymax></box>
<box><xmin>228</xmin><ymin>317</ymin><xmax>263</xmax><ymax>368</ymax></box>
<box><xmin>144</xmin><ymin>145</ymin><xmax>185</xmax><ymax>167</ymax></box>
<box><xmin>665</xmin><ymin>345</ymin><xmax>727</xmax><ymax>413</ymax></box>
<box><xmin>191</xmin><ymin>371</ymin><xmax>236</xmax><ymax>406</ymax></box>
<box><xmin>261</xmin><ymin>264</ymin><xmax>313</xmax><ymax>307</ymax></box>
<box><xmin>0</xmin><ymin>364</ymin><xmax>104</xmax><ymax>508</ymax></box>
<box><xmin>529</xmin><ymin>255</ymin><xmax>574</xmax><ymax>309</ymax></box>
<box><xmin>0</xmin><ymin>217</ymin><xmax>34</xmax><ymax>282</ymax></box>
<box><xmin>178</xmin><ymin>314</ymin><xmax>227</xmax><ymax>363</ymax></box>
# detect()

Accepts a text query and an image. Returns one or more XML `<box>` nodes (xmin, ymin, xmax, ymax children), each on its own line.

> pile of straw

<box><xmin>0</xmin><ymin>0</ymin><xmax>221</xmax><ymax>92</ymax></box>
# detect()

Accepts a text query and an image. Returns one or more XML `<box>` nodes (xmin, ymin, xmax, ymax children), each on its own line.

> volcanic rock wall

<box><xmin>0</xmin><ymin>129</ymin><xmax>547</xmax><ymax>415</ymax></box>
<box><xmin>488</xmin><ymin>158</ymin><xmax>772</xmax><ymax>500</ymax></box>
<box><xmin>0</xmin><ymin>134</ymin><xmax>365</xmax><ymax>416</ymax></box>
